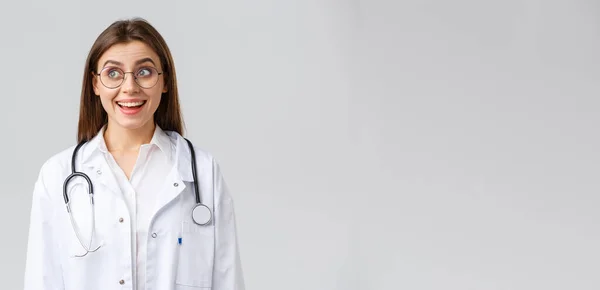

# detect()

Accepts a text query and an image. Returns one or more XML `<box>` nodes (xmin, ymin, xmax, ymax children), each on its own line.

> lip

<box><xmin>115</xmin><ymin>98</ymin><xmax>146</xmax><ymax>103</ymax></box>
<box><xmin>116</xmin><ymin>99</ymin><xmax>147</xmax><ymax>116</ymax></box>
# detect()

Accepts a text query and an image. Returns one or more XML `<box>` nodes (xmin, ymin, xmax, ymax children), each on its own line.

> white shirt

<box><xmin>94</xmin><ymin>125</ymin><xmax>173</xmax><ymax>290</ymax></box>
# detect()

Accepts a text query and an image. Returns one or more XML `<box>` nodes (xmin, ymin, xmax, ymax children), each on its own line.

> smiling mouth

<box><xmin>117</xmin><ymin>100</ymin><xmax>147</xmax><ymax>108</ymax></box>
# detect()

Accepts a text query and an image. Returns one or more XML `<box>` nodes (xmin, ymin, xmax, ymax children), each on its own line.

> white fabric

<box><xmin>95</xmin><ymin>125</ymin><xmax>173</xmax><ymax>290</ymax></box>
<box><xmin>23</xmin><ymin>127</ymin><xmax>245</xmax><ymax>290</ymax></box>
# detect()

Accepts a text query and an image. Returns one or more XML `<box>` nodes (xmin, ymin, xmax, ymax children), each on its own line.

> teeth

<box><xmin>118</xmin><ymin>101</ymin><xmax>145</xmax><ymax>107</ymax></box>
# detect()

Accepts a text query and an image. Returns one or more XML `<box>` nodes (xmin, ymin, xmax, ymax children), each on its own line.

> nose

<box><xmin>121</xmin><ymin>72</ymin><xmax>139</xmax><ymax>94</ymax></box>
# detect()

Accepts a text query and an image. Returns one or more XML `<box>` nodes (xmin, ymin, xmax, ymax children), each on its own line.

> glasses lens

<box><xmin>100</xmin><ymin>67</ymin><xmax>124</xmax><ymax>88</ymax></box>
<box><xmin>135</xmin><ymin>67</ymin><xmax>159</xmax><ymax>88</ymax></box>
<box><xmin>98</xmin><ymin>67</ymin><xmax>160</xmax><ymax>88</ymax></box>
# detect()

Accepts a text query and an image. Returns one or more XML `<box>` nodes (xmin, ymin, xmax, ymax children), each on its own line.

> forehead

<box><xmin>97</xmin><ymin>40</ymin><xmax>161</xmax><ymax>68</ymax></box>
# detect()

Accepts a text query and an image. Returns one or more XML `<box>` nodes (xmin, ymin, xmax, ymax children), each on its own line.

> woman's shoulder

<box><xmin>40</xmin><ymin>144</ymin><xmax>78</xmax><ymax>171</ymax></box>
<box><xmin>30</xmin><ymin>144</ymin><xmax>81</xmax><ymax>195</ymax></box>
<box><xmin>36</xmin><ymin>144</ymin><xmax>80</xmax><ymax>179</ymax></box>
<box><xmin>164</xmin><ymin>130</ymin><xmax>217</xmax><ymax>162</ymax></box>
<box><xmin>162</xmin><ymin>130</ymin><xmax>229</xmax><ymax>181</ymax></box>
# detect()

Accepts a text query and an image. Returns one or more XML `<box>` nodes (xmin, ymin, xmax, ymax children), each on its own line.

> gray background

<box><xmin>1</xmin><ymin>0</ymin><xmax>599</xmax><ymax>289</ymax></box>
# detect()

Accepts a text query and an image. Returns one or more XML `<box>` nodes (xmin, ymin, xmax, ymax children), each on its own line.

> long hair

<box><xmin>77</xmin><ymin>17</ymin><xmax>184</xmax><ymax>143</ymax></box>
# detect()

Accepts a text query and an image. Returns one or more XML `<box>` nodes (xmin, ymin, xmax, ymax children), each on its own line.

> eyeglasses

<box><xmin>95</xmin><ymin>66</ymin><xmax>163</xmax><ymax>89</ymax></box>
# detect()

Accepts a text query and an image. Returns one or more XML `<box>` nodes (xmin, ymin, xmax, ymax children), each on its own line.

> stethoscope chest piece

<box><xmin>192</xmin><ymin>203</ymin><xmax>212</xmax><ymax>225</ymax></box>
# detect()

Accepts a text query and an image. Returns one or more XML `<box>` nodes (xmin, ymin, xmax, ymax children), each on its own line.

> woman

<box><xmin>23</xmin><ymin>18</ymin><xmax>245</xmax><ymax>290</ymax></box>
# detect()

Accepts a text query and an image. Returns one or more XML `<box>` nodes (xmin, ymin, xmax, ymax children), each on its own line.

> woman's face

<box><xmin>92</xmin><ymin>40</ymin><xmax>167</xmax><ymax>131</ymax></box>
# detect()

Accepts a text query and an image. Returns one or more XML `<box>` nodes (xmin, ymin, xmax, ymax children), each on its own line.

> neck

<box><xmin>104</xmin><ymin>121</ymin><xmax>155</xmax><ymax>152</ymax></box>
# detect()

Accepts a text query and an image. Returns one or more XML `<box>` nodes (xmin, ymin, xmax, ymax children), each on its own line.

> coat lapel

<box><xmin>152</xmin><ymin>133</ymin><xmax>195</xmax><ymax>216</ymax></box>
<box><xmin>82</xmin><ymin>157</ymin><xmax>123</xmax><ymax>199</ymax></box>
<box><xmin>76</xmin><ymin>128</ymin><xmax>122</xmax><ymax>199</ymax></box>
<box><xmin>152</xmin><ymin>165</ymin><xmax>186</xmax><ymax>214</ymax></box>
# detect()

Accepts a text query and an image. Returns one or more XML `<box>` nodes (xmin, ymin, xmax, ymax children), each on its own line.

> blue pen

<box><xmin>178</xmin><ymin>237</ymin><xmax>182</xmax><ymax>245</ymax></box>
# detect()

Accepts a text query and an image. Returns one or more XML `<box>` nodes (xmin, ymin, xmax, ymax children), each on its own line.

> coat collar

<box><xmin>172</xmin><ymin>131</ymin><xmax>194</xmax><ymax>182</ymax></box>
<box><xmin>78</xmin><ymin>124</ymin><xmax>194</xmax><ymax>182</ymax></box>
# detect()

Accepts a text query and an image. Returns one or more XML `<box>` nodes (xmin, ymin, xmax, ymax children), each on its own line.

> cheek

<box><xmin>147</xmin><ymin>89</ymin><xmax>163</xmax><ymax>107</ymax></box>
<box><xmin>98</xmin><ymin>91</ymin><xmax>118</xmax><ymax>108</ymax></box>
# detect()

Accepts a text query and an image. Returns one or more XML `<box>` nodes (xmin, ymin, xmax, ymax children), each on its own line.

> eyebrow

<box><xmin>101</xmin><ymin>57</ymin><xmax>157</xmax><ymax>69</ymax></box>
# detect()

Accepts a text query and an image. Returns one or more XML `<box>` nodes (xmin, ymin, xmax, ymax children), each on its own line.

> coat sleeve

<box><xmin>23</xmin><ymin>164</ymin><xmax>65</xmax><ymax>290</ymax></box>
<box><xmin>211</xmin><ymin>159</ymin><xmax>245</xmax><ymax>290</ymax></box>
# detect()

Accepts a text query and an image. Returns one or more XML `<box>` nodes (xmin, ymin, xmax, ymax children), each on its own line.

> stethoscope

<box><xmin>63</xmin><ymin>138</ymin><xmax>212</xmax><ymax>257</ymax></box>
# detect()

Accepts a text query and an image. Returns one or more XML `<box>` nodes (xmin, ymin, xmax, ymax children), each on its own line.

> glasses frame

<box><xmin>94</xmin><ymin>66</ymin><xmax>164</xmax><ymax>89</ymax></box>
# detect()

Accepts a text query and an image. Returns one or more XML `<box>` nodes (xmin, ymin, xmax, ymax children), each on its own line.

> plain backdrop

<box><xmin>1</xmin><ymin>0</ymin><xmax>599</xmax><ymax>289</ymax></box>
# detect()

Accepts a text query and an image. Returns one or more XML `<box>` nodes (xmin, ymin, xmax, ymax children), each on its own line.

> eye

<box><xmin>137</xmin><ymin>68</ymin><xmax>153</xmax><ymax>77</ymax></box>
<box><xmin>107</xmin><ymin>69</ymin><xmax>122</xmax><ymax>79</ymax></box>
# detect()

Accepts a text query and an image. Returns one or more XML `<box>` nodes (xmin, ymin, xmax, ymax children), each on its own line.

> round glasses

<box><xmin>95</xmin><ymin>66</ymin><xmax>163</xmax><ymax>89</ymax></box>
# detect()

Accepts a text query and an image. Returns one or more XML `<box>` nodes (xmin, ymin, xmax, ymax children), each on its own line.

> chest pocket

<box><xmin>175</xmin><ymin>202</ymin><xmax>215</xmax><ymax>288</ymax></box>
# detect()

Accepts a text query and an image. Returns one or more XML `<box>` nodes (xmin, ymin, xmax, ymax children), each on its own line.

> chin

<box><xmin>112</xmin><ymin>118</ymin><xmax>153</xmax><ymax>131</ymax></box>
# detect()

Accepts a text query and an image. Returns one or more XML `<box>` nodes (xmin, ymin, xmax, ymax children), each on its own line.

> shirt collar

<box><xmin>149</xmin><ymin>124</ymin><xmax>174</xmax><ymax>163</ymax></box>
<box><xmin>80</xmin><ymin>123</ymin><xmax>174</xmax><ymax>165</ymax></box>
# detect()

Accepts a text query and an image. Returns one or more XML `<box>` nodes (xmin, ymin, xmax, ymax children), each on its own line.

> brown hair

<box><xmin>77</xmin><ymin>17</ymin><xmax>184</xmax><ymax>143</ymax></box>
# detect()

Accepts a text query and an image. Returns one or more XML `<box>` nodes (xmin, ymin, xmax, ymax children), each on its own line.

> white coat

<box><xmin>23</xmin><ymin>130</ymin><xmax>245</xmax><ymax>290</ymax></box>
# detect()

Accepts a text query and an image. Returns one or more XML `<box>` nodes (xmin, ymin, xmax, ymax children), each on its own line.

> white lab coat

<box><xmin>23</xmin><ymin>131</ymin><xmax>245</xmax><ymax>290</ymax></box>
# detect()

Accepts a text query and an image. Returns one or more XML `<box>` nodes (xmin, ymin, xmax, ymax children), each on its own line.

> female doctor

<box><xmin>23</xmin><ymin>18</ymin><xmax>245</xmax><ymax>290</ymax></box>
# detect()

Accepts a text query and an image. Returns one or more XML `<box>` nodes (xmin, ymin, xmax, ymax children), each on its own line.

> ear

<box><xmin>162</xmin><ymin>75</ymin><xmax>168</xmax><ymax>93</ymax></box>
<box><xmin>91</xmin><ymin>72</ymin><xmax>100</xmax><ymax>96</ymax></box>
